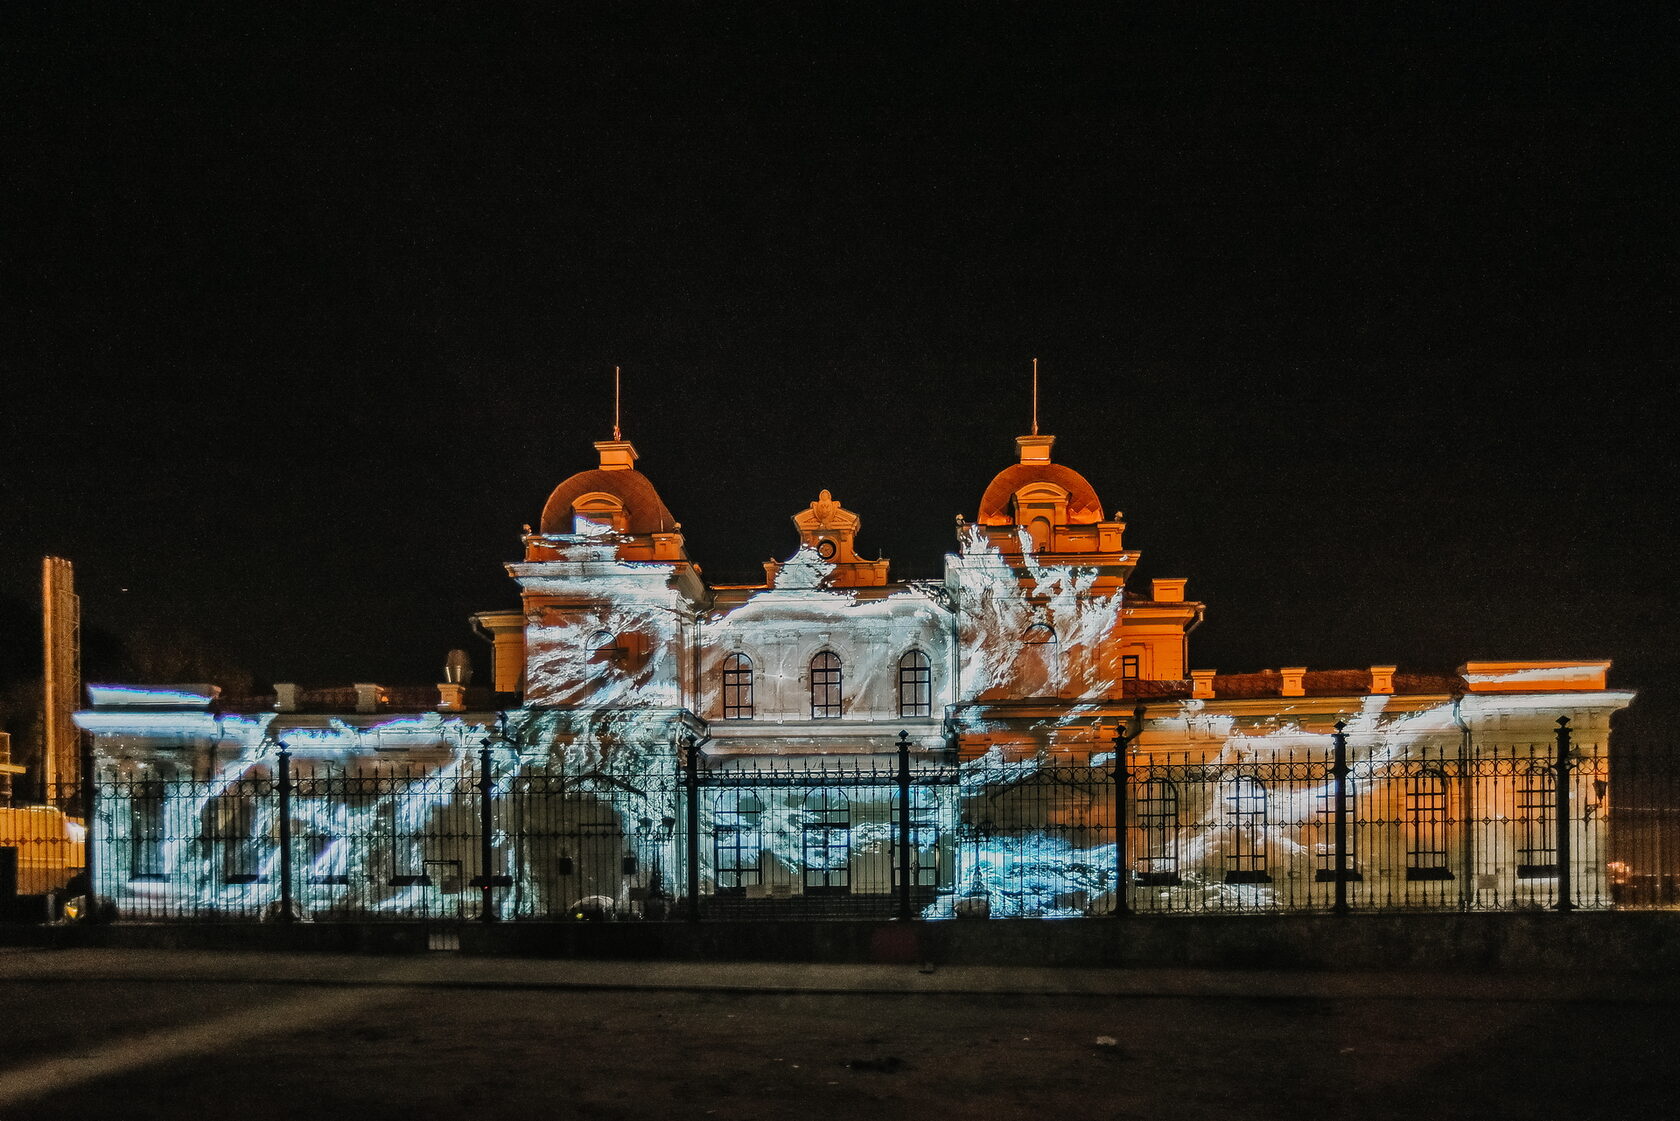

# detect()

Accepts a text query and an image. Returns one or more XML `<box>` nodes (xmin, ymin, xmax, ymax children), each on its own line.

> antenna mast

<box><xmin>1031</xmin><ymin>357</ymin><xmax>1039</xmax><ymax>436</ymax></box>
<box><xmin>613</xmin><ymin>365</ymin><xmax>622</xmax><ymax>441</ymax></box>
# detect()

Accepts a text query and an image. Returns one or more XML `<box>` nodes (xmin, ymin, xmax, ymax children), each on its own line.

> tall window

<box><xmin>713</xmin><ymin>790</ymin><xmax>764</xmax><ymax>894</ymax></box>
<box><xmin>129</xmin><ymin>778</ymin><xmax>168</xmax><ymax>880</ymax></box>
<box><xmin>1136</xmin><ymin>778</ymin><xmax>1180</xmax><ymax>885</ymax></box>
<box><xmin>386</xmin><ymin>781</ymin><xmax>430</xmax><ymax>887</ymax></box>
<box><xmin>1407</xmin><ymin>769</ymin><xmax>1454</xmax><ymax>880</ymax></box>
<box><xmin>208</xmin><ymin>786</ymin><xmax>261</xmax><ymax>885</ymax></box>
<box><xmin>893</xmin><ymin>785</ymin><xmax>941</xmax><ymax>889</ymax></box>
<box><xmin>898</xmin><ymin>650</ymin><xmax>932</xmax><ymax>718</ymax></box>
<box><xmin>1224</xmin><ymin>776</ymin><xmax>1271</xmax><ymax>884</ymax></box>
<box><xmin>1121</xmin><ymin>655</ymin><xmax>1141</xmax><ymax>681</ymax></box>
<box><xmin>801</xmin><ymin>788</ymin><xmax>851</xmax><ymax>893</ymax></box>
<box><xmin>1517</xmin><ymin>764</ymin><xmax>1557</xmax><ymax>878</ymax></box>
<box><xmin>1314</xmin><ymin>774</ymin><xmax>1361</xmax><ymax>881</ymax></box>
<box><xmin>722</xmin><ymin>653</ymin><xmax>753</xmax><ymax>720</ymax></box>
<box><xmin>810</xmin><ymin>651</ymin><xmax>843</xmax><ymax>718</ymax></box>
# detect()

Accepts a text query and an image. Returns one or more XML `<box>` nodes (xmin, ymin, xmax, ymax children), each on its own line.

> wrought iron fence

<box><xmin>15</xmin><ymin>721</ymin><xmax>1679</xmax><ymax>923</ymax></box>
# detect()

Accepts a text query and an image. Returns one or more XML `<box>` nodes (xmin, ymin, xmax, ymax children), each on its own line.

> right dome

<box><xmin>975</xmin><ymin>435</ymin><xmax>1105</xmax><ymax>527</ymax></box>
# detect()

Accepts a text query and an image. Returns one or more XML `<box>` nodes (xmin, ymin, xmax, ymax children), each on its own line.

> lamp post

<box><xmin>477</xmin><ymin>711</ymin><xmax>511</xmax><ymax>924</ymax></box>
<box><xmin>1331</xmin><ymin>721</ymin><xmax>1350</xmax><ymax>915</ymax></box>
<box><xmin>275</xmin><ymin>738</ymin><xmax>295</xmax><ymax>923</ymax></box>
<box><xmin>1112</xmin><ymin>703</ymin><xmax>1146</xmax><ymax>918</ymax></box>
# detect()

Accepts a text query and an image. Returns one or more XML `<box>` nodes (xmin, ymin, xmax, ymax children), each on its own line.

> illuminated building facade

<box><xmin>74</xmin><ymin>430</ymin><xmax>1633</xmax><ymax>920</ymax></box>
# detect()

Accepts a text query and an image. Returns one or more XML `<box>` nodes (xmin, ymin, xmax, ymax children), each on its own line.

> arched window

<box><xmin>1024</xmin><ymin>623</ymin><xmax>1056</xmax><ymax>644</ymax></box>
<box><xmin>721</xmin><ymin>653</ymin><xmax>753</xmax><ymax>720</ymax></box>
<box><xmin>586</xmin><ymin>631</ymin><xmax>618</xmax><ymax>682</ymax></box>
<box><xmin>898</xmin><ymin>650</ymin><xmax>932</xmax><ymax>718</ymax></box>
<box><xmin>801</xmin><ymin>788</ymin><xmax>851</xmax><ymax>894</ymax></box>
<box><xmin>1517</xmin><ymin>764</ymin><xmax>1557</xmax><ymax>878</ymax></box>
<box><xmin>571</xmin><ymin>492</ymin><xmax>626</xmax><ymax>535</ymax></box>
<box><xmin>713</xmin><ymin>790</ymin><xmax>764</xmax><ymax>894</ymax></box>
<box><xmin>810</xmin><ymin>651</ymin><xmax>842</xmax><ymax>718</ymax></box>
<box><xmin>1136</xmin><ymin>778</ymin><xmax>1180</xmax><ymax>886</ymax></box>
<box><xmin>1224</xmin><ymin>776</ymin><xmax>1271</xmax><ymax>884</ymax></box>
<box><xmin>1407</xmin><ymin>769</ymin><xmax>1454</xmax><ymax>880</ymax></box>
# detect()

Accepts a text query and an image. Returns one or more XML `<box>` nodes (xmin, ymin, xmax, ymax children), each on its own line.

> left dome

<box><xmin>538</xmin><ymin>440</ymin><xmax>677</xmax><ymax>535</ymax></box>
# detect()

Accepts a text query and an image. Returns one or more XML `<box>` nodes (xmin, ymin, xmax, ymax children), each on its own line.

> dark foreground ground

<box><xmin>0</xmin><ymin>949</ymin><xmax>1672</xmax><ymax>1121</ymax></box>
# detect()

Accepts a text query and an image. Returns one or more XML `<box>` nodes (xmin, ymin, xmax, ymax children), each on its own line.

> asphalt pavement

<box><xmin>0</xmin><ymin>948</ymin><xmax>1672</xmax><ymax>1120</ymax></box>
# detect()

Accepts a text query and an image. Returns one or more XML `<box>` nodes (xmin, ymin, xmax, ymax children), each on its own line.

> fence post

<box><xmin>684</xmin><ymin>733</ymin><xmax>701</xmax><ymax>922</ymax></box>
<box><xmin>1331</xmin><ymin>721</ymin><xmax>1350</xmax><ymax>915</ymax></box>
<box><xmin>1554</xmin><ymin>715</ymin><xmax>1573</xmax><ymax>913</ymax></box>
<box><xmin>479</xmin><ymin>737</ymin><xmax>498</xmax><ymax>923</ymax></box>
<box><xmin>897</xmin><ymin>730</ymin><xmax>913</xmax><ymax>921</ymax></box>
<box><xmin>1112</xmin><ymin>721</ymin><xmax>1131</xmax><ymax>917</ymax></box>
<box><xmin>276</xmin><ymin>740</ymin><xmax>295</xmax><ymax>923</ymax></box>
<box><xmin>79</xmin><ymin>730</ymin><xmax>99</xmax><ymax>924</ymax></box>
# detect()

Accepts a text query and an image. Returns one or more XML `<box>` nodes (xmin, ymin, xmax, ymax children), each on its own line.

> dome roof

<box><xmin>539</xmin><ymin>468</ymin><xmax>677</xmax><ymax>535</ymax></box>
<box><xmin>976</xmin><ymin>462</ymin><xmax>1105</xmax><ymax>526</ymax></box>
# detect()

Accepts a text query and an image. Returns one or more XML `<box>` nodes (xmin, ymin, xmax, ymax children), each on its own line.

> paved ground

<box><xmin>0</xmin><ymin>948</ymin><xmax>1672</xmax><ymax>1120</ymax></box>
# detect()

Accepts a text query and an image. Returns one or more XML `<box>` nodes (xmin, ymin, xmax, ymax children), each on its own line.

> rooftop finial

<box><xmin>613</xmin><ymin>365</ymin><xmax>622</xmax><ymax>441</ymax></box>
<box><xmin>1031</xmin><ymin>357</ymin><xmax>1039</xmax><ymax>436</ymax></box>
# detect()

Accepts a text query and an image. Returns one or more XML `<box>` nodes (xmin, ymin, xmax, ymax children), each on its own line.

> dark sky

<box><xmin>2</xmin><ymin>5</ymin><xmax>1674</xmax><ymax>731</ymax></box>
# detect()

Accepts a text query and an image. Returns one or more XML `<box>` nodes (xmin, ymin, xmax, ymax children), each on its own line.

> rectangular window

<box><xmin>1121</xmin><ymin>655</ymin><xmax>1140</xmax><ymax>680</ymax></box>
<box><xmin>1517</xmin><ymin>766</ymin><xmax>1558</xmax><ymax>878</ymax></box>
<box><xmin>1224</xmin><ymin>776</ymin><xmax>1271</xmax><ymax>884</ymax></box>
<box><xmin>129</xmin><ymin>778</ymin><xmax>169</xmax><ymax>881</ymax></box>
<box><xmin>1135</xmin><ymin>779</ymin><xmax>1181</xmax><ymax>886</ymax></box>
<box><xmin>1406</xmin><ymin>771</ymin><xmax>1454</xmax><ymax>881</ymax></box>
<box><xmin>1313</xmin><ymin>774</ymin><xmax>1363</xmax><ymax>882</ymax></box>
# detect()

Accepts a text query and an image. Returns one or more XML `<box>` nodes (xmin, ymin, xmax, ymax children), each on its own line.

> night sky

<box><xmin>2</xmin><ymin>6</ymin><xmax>1674</xmax><ymax>734</ymax></box>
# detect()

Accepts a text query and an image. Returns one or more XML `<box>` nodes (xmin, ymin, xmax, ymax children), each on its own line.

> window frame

<box><xmin>810</xmin><ymin>650</ymin><xmax>843</xmax><ymax>719</ymax></box>
<box><xmin>1516</xmin><ymin>764</ymin><xmax>1558</xmax><ymax>878</ymax></box>
<box><xmin>1135</xmin><ymin>777</ymin><xmax>1181</xmax><ymax>886</ymax></box>
<box><xmin>721</xmin><ymin>652</ymin><xmax>754</xmax><ymax>720</ymax></box>
<box><xmin>1406</xmin><ymin>768</ymin><xmax>1455</xmax><ymax>881</ymax></box>
<box><xmin>897</xmin><ymin>649</ymin><xmax>932</xmax><ymax>718</ymax></box>
<box><xmin>801</xmin><ymin>788</ymin><xmax>851</xmax><ymax>893</ymax></box>
<box><xmin>712</xmin><ymin>789</ymin><xmax>764</xmax><ymax>894</ymax></box>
